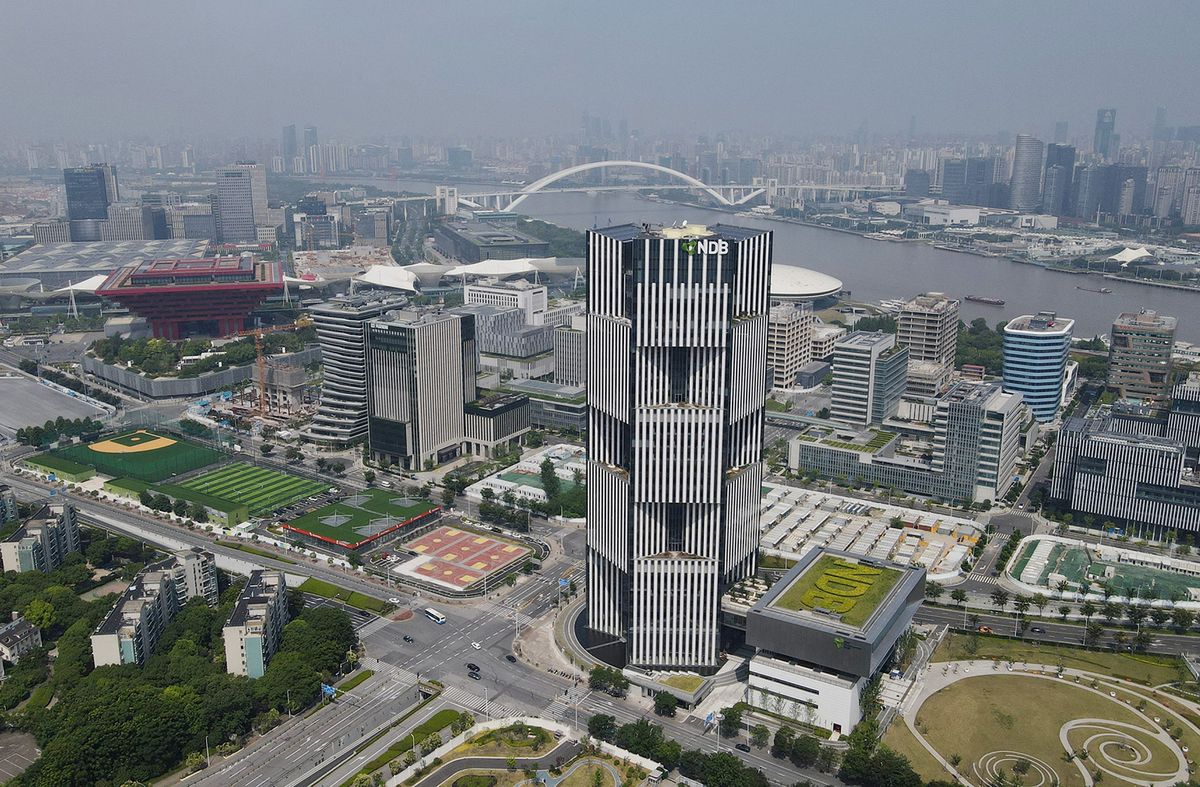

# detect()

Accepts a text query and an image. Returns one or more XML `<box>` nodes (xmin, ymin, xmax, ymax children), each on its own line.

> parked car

<box><xmin>977</xmin><ymin>625</ymin><xmax>993</xmax><ymax>634</ymax></box>
<box><xmin>735</xmin><ymin>743</ymin><xmax>751</xmax><ymax>753</ymax></box>
<box><xmin>468</xmin><ymin>671</ymin><xmax>481</xmax><ymax>681</ymax></box>
<box><xmin>466</xmin><ymin>662</ymin><xmax>480</xmax><ymax>672</ymax></box>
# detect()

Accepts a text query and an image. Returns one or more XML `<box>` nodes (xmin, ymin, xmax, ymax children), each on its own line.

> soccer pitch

<box><xmin>179</xmin><ymin>463</ymin><xmax>327</xmax><ymax>517</ymax></box>
<box><xmin>285</xmin><ymin>488</ymin><xmax>439</xmax><ymax>548</ymax></box>
<box><xmin>53</xmin><ymin>429</ymin><xmax>222</xmax><ymax>482</ymax></box>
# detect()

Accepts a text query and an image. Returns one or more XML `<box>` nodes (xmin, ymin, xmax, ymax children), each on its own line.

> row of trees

<box><xmin>14</xmin><ymin>417</ymin><xmax>104</xmax><ymax>447</ymax></box>
<box><xmin>586</xmin><ymin>716</ymin><xmax>769</xmax><ymax>786</ymax></box>
<box><xmin>587</xmin><ymin>666</ymin><xmax>630</xmax><ymax>697</ymax></box>
<box><xmin>18</xmin><ymin>360</ymin><xmax>121</xmax><ymax>406</ymax></box>
<box><xmin>138</xmin><ymin>489</ymin><xmax>209</xmax><ymax>523</ymax></box>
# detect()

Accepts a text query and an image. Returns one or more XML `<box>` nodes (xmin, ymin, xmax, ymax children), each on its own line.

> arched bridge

<box><xmin>460</xmin><ymin>160</ymin><xmax>765</xmax><ymax>211</ymax></box>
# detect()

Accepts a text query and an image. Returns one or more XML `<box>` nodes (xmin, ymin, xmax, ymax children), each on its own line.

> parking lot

<box><xmin>0</xmin><ymin>732</ymin><xmax>39</xmax><ymax>783</ymax></box>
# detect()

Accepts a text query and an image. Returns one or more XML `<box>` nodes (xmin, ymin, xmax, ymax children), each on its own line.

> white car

<box><xmin>471</xmin><ymin>642</ymin><xmax>481</xmax><ymax>650</ymax></box>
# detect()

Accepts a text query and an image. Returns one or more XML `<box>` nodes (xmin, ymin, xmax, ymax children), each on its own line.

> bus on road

<box><xmin>424</xmin><ymin>608</ymin><xmax>447</xmax><ymax>624</ymax></box>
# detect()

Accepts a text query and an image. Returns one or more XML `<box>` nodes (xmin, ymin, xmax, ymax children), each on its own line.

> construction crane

<box><xmin>236</xmin><ymin>315</ymin><xmax>313</xmax><ymax>416</ymax></box>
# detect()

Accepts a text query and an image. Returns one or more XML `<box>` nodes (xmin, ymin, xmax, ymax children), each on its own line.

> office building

<box><xmin>1052</xmin><ymin>414</ymin><xmax>1200</xmax><ymax>538</ymax></box>
<box><xmin>739</xmin><ymin>549</ymin><xmax>924</xmax><ymax>733</ymax></box>
<box><xmin>463</xmin><ymin>393</ymin><xmax>531</xmax><ymax>459</ymax></box>
<box><xmin>0</xmin><ymin>615</ymin><xmax>42</xmax><ymax>664</ymax></box>
<box><xmin>897</xmin><ymin>292</ymin><xmax>959</xmax><ymax>395</ymax></box>
<box><xmin>1042</xmin><ymin>144</ymin><xmax>1076</xmax><ymax>216</ymax></box>
<box><xmin>810</xmin><ymin>322</ymin><xmax>846</xmax><ymax>361</ymax></box>
<box><xmin>1094</xmin><ymin>109</ymin><xmax>1117</xmax><ymax>161</ymax></box>
<box><xmin>464</xmin><ymin>278</ymin><xmax>548</xmax><ymax>324</ymax></box>
<box><xmin>365</xmin><ymin>310</ymin><xmax>476</xmax><ymax>470</ymax></box>
<box><xmin>1009</xmin><ymin>134</ymin><xmax>1044</xmax><ymax>212</ymax></box>
<box><xmin>223</xmin><ymin>570</ymin><xmax>288</xmax><ymax>678</ymax></box>
<box><xmin>789</xmin><ymin>381</ymin><xmax>1026</xmax><ymax>503</ymax></box>
<box><xmin>447</xmin><ymin>146</ymin><xmax>474</xmax><ymax>170</ymax></box>
<box><xmin>554</xmin><ymin>316</ymin><xmax>587</xmax><ymax>387</ymax></box>
<box><xmin>0</xmin><ymin>503</ymin><xmax>80</xmax><ymax>574</ymax></box>
<box><xmin>453</xmin><ymin>303</ymin><xmax>554</xmax><ymax>358</ymax></box>
<box><xmin>281</xmin><ymin>124</ymin><xmax>297</xmax><ymax>162</ymax></box>
<box><xmin>503</xmin><ymin>379</ymin><xmax>587</xmax><ymax>432</ymax></box>
<box><xmin>293</xmin><ymin>212</ymin><xmax>339</xmax><ymax>249</ymax></box>
<box><xmin>355</xmin><ymin>209</ymin><xmax>391</xmax><ymax>247</ymax></box>
<box><xmin>903</xmin><ymin>169</ymin><xmax>930</xmax><ymax>198</ymax></box>
<box><xmin>1003</xmin><ymin>312</ymin><xmax>1074</xmax><ymax>422</ymax></box>
<box><xmin>586</xmin><ymin>223</ymin><xmax>772</xmax><ymax>671</ymax></box>
<box><xmin>302</xmin><ymin>126</ymin><xmax>318</xmax><ymax>150</ymax></box>
<box><xmin>1108</xmin><ymin>311</ymin><xmax>1176</xmax><ymax>406</ymax></box>
<box><xmin>64</xmin><ymin>164</ymin><xmax>117</xmax><ymax>221</ymax></box>
<box><xmin>214</xmin><ymin>162</ymin><xmax>268</xmax><ymax>244</ymax></box>
<box><xmin>433</xmin><ymin>222</ymin><xmax>549</xmax><ymax>262</ymax></box>
<box><xmin>767</xmin><ymin>302</ymin><xmax>814</xmax><ymax>389</ymax></box>
<box><xmin>306</xmin><ymin>294</ymin><xmax>405</xmax><ymax>447</ymax></box>
<box><xmin>830</xmin><ymin>332</ymin><xmax>909</xmax><ymax>427</ymax></box>
<box><xmin>1055</xmin><ymin>121</ymin><xmax>1069</xmax><ymax>143</ymax></box>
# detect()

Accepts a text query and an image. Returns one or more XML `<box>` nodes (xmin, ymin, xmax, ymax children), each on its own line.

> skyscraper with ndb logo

<box><xmin>585</xmin><ymin>223</ymin><xmax>771</xmax><ymax>671</ymax></box>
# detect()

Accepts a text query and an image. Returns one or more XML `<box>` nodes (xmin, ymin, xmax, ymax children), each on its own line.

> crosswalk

<box><xmin>440</xmin><ymin>684</ymin><xmax>519</xmax><ymax>721</ymax></box>
<box><xmin>969</xmin><ymin>573</ymin><xmax>999</xmax><ymax>585</ymax></box>
<box><xmin>543</xmin><ymin>685</ymin><xmax>590</xmax><ymax>721</ymax></box>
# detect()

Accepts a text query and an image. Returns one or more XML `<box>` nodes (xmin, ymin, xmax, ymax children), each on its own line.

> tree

<box><xmin>950</xmin><ymin>589</ymin><xmax>968</xmax><ymax>607</ymax></box>
<box><xmin>1150</xmin><ymin>608</ymin><xmax>1170</xmax><ymax>628</ymax></box>
<box><xmin>285</xmin><ymin>447</ymin><xmax>302</xmax><ymax>464</ymax></box>
<box><xmin>772</xmin><ymin>726</ymin><xmax>795</xmax><ymax>758</ymax></box>
<box><xmin>1032</xmin><ymin>593</ymin><xmax>1049</xmax><ymax>617</ymax></box>
<box><xmin>718</xmin><ymin>705</ymin><xmax>742</xmax><ymax>737</ymax></box>
<box><xmin>539</xmin><ymin>458</ymin><xmax>562</xmax><ymax>502</ymax></box>
<box><xmin>1101</xmin><ymin>601</ymin><xmax>1123</xmax><ymax>624</ymax></box>
<box><xmin>791</xmin><ymin>735</ymin><xmax>820</xmax><ymax>767</ymax></box>
<box><xmin>654</xmin><ymin>692</ymin><xmax>678</xmax><ymax>717</ymax></box>
<box><xmin>363</xmin><ymin>470</ymin><xmax>375</xmax><ymax>485</ymax></box>
<box><xmin>1126</xmin><ymin>604</ymin><xmax>1148</xmax><ymax>628</ymax></box>
<box><xmin>24</xmin><ymin>598</ymin><xmax>54</xmax><ymax>629</ymax></box>
<box><xmin>925</xmin><ymin>584</ymin><xmax>945</xmax><ymax>602</ymax></box>
<box><xmin>172</xmin><ymin>498</ymin><xmax>189</xmax><ymax>518</ymax></box>
<box><xmin>1014</xmin><ymin>595</ymin><xmax>1031</xmax><ymax>619</ymax></box>
<box><xmin>587</xmin><ymin>714</ymin><xmax>616</xmax><ymax>742</ymax></box>
<box><xmin>188</xmin><ymin>501</ymin><xmax>209</xmax><ymax>523</ymax></box>
<box><xmin>1172</xmin><ymin>608</ymin><xmax>1195</xmax><ymax>631</ymax></box>
<box><xmin>1080</xmin><ymin>600</ymin><xmax>1097</xmax><ymax>622</ymax></box>
<box><xmin>440</xmin><ymin>486</ymin><xmax>455</xmax><ymax>507</ymax></box>
<box><xmin>260</xmin><ymin>444</ymin><xmax>274</xmax><ymax>456</ymax></box>
<box><xmin>990</xmin><ymin>588</ymin><xmax>1010</xmax><ymax>613</ymax></box>
<box><xmin>1058</xmin><ymin>605</ymin><xmax>1071</xmax><ymax>621</ymax></box>
<box><xmin>751</xmin><ymin>724</ymin><xmax>770</xmax><ymax>749</ymax></box>
<box><xmin>1084</xmin><ymin>622</ymin><xmax>1104</xmax><ymax>648</ymax></box>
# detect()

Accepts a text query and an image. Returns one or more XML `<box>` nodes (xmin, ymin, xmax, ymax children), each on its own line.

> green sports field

<box><xmin>53</xmin><ymin>429</ymin><xmax>221</xmax><ymax>482</ymax></box>
<box><xmin>286</xmin><ymin>488</ymin><xmax>438</xmax><ymax>547</ymax></box>
<box><xmin>178</xmin><ymin>463</ymin><xmax>327</xmax><ymax>517</ymax></box>
<box><xmin>771</xmin><ymin>553</ymin><xmax>902</xmax><ymax>628</ymax></box>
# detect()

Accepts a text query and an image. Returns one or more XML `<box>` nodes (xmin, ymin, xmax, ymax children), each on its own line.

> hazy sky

<box><xmin>3</xmin><ymin>0</ymin><xmax>1198</xmax><ymax>142</ymax></box>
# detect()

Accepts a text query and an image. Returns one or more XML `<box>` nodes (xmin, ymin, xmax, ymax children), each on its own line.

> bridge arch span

<box><xmin>496</xmin><ymin>160</ymin><xmax>733</xmax><ymax>211</ymax></box>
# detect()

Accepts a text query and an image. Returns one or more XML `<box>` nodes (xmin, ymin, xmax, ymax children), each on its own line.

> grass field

<box><xmin>916</xmin><ymin>675</ymin><xmax>1174</xmax><ymax>787</ymax></box>
<box><xmin>221</xmin><ymin>541</ymin><xmax>296</xmax><ymax>564</ymax></box>
<box><xmin>53</xmin><ymin>429</ymin><xmax>221</xmax><ymax>482</ymax></box>
<box><xmin>559</xmin><ymin>761</ymin><xmax>616</xmax><ymax>787</ymax></box>
<box><xmin>336</xmin><ymin>669</ymin><xmax>375</xmax><ymax>693</ymax></box>
<box><xmin>179</xmin><ymin>463</ymin><xmax>326</xmax><ymax>516</ymax></box>
<box><xmin>360</xmin><ymin>708</ymin><xmax>460</xmax><ymax>774</ymax></box>
<box><xmin>24</xmin><ymin>453</ymin><xmax>95</xmax><ymax>480</ymax></box>
<box><xmin>932</xmin><ymin>633</ymin><xmax>1185</xmax><ymax>686</ymax></box>
<box><xmin>771</xmin><ymin>554</ymin><xmax>901</xmax><ymax>627</ymax></box>
<box><xmin>299</xmin><ymin>578</ymin><xmax>390</xmax><ymax>614</ymax></box>
<box><xmin>286</xmin><ymin>488</ymin><xmax>438</xmax><ymax>547</ymax></box>
<box><xmin>881</xmin><ymin>721</ymin><xmax>951</xmax><ymax>783</ymax></box>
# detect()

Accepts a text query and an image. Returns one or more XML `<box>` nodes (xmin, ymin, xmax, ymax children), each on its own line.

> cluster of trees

<box><xmin>315</xmin><ymin>457</ymin><xmax>347</xmax><ymax>475</ymax></box>
<box><xmin>771</xmin><ymin>726</ymin><xmax>836</xmax><ymax>771</ymax></box>
<box><xmin>996</xmin><ymin>529</ymin><xmax>1023</xmax><ymax>568</ymax></box>
<box><xmin>954</xmin><ymin>318</ymin><xmax>1005</xmax><ymax>372</ymax></box>
<box><xmin>15</xmin><ymin>417</ymin><xmax>104</xmax><ymax>447</ymax></box>
<box><xmin>12</xmin><ymin>585</ymin><xmax>358</xmax><ymax>786</ymax></box>
<box><xmin>587</xmin><ymin>716</ymin><xmax>770</xmax><ymax>787</ymax></box>
<box><xmin>6</xmin><ymin>313</ymin><xmax>106</xmax><ymax>334</ymax></box>
<box><xmin>89</xmin><ymin>330</ymin><xmax>315</xmax><ymax>378</ymax></box>
<box><xmin>390</xmin><ymin>216</ymin><xmax>431</xmax><ymax>265</ymax></box>
<box><xmin>18</xmin><ymin>360</ymin><xmax>121</xmax><ymax>406</ymax></box>
<box><xmin>478</xmin><ymin>494</ymin><xmax>530</xmax><ymax>532</ymax></box>
<box><xmin>838</xmin><ymin>720</ymin><xmax>927</xmax><ymax>787</ymax></box>
<box><xmin>538</xmin><ymin>459</ymin><xmax>586</xmax><ymax>518</ymax></box>
<box><xmin>845</xmin><ymin>314</ymin><xmax>897</xmax><ymax>334</ymax></box>
<box><xmin>137</xmin><ymin>489</ymin><xmax>209</xmax><ymax>523</ymax></box>
<box><xmin>518</xmin><ymin>218</ymin><xmax>586</xmax><ymax>258</ymax></box>
<box><xmin>587</xmin><ymin>666</ymin><xmax>629</xmax><ymax>697</ymax></box>
<box><xmin>177</xmin><ymin>419</ymin><xmax>213</xmax><ymax>439</ymax></box>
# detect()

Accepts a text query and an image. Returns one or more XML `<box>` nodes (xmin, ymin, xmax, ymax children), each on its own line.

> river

<box><xmin>307</xmin><ymin>175</ymin><xmax>1200</xmax><ymax>342</ymax></box>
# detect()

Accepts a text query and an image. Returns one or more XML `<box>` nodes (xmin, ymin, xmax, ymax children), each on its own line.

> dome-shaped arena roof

<box><xmin>770</xmin><ymin>265</ymin><xmax>843</xmax><ymax>300</ymax></box>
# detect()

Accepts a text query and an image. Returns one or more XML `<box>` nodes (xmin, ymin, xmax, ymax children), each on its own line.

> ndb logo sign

<box><xmin>681</xmin><ymin>238</ymin><xmax>728</xmax><ymax>255</ymax></box>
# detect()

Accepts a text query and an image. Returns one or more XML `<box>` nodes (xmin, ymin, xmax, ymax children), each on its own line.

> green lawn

<box><xmin>104</xmin><ymin>477</ymin><xmax>153</xmax><ymax>494</ymax></box>
<box><xmin>286</xmin><ymin>488</ymin><xmax>438</xmax><ymax>546</ymax></box>
<box><xmin>221</xmin><ymin>541</ymin><xmax>297</xmax><ymax>564</ymax></box>
<box><xmin>298</xmin><ymin>578</ymin><xmax>390</xmax><ymax>614</ymax></box>
<box><xmin>917</xmin><ymin>675</ymin><xmax>1173</xmax><ymax>787</ymax></box>
<box><xmin>661</xmin><ymin>674</ymin><xmax>704</xmax><ymax>692</ymax></box>
<box><xmin>179</xmin><ymin>463</ymin><xmax>326</xmax><ymax>516</ymax></box>
<box><xmin>881</xmin><ymin>721</ymin><xmax>951</xmax><ymax>783</ymax></box>
<box><xmin>24</xmin><ymin>453</ymin><xmax>95</xmax><ymax>479</ymax></box>
<box><xmin>360</xmin><ymin>708</ymin><xmax>461</xmax><ymax>774</ymax></box>
<box><xmin>53</xmin><ymin>430</ymin><xmax>221</xmax><ymax>482</ymax></box>
<box><xmin>771</xmin><ymin>554</ymin><xmax>902</xmax><ymax>627</ymax></box>
<box><xmin>336</xmin><ymin>669</ymin><xmax>375</xmax><ymax>693</ymax></box>
<box><xmin>932</xmin><ymin>633</ymin><xmax>1185</xmax><ymax>686</ymax></box>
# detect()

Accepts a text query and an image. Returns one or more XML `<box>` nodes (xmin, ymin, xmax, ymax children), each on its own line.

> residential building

<box><xmin>214</xmin><ymin>162</ymin><xmax>267</xmax><ymax>244</ymax></box>
<box><xmin>223</xmin><ymin>570</ymin><xmax>289</xmax><ymax>678</ymax></box>
<box><xmin>0</xmin><ymin>485</ymin><xmax>16</xmax><ymax>524</ymax></box>
<box><xmin>306</xmin><ymin>294</ymin><xmax>405</xmax><ymax>447</ymax></box>
<box><xmin>1052</xmin><ymin>414</ymin><xmax>1200</xmax><ymax>538</ymax></box>
<box><xmin>1009</xmin><ymin>135</ymin><xmax>1045</xmax><ymax>212</ymax></box>
<box><xmin>365</xmin><ymin>310</ymin><xmax>476</xmax><ymax>470</ymax></box>
<box><xmin>768</xmin><ymin>302</ymin><xmax>814</xmax><ymax>389</ymax></box>
<box><xmin>553</xmin><ymin>316</ymin><xmax>587</xmax><ymax>387</ymax></box>
<box><xmin>830</xmin><ymin>332</ymin><xmax>909</xmax><ymax>427</ymax></box>
<box><xmin>169</xmin><ymin>548</ymin><xmax>218</xmax><ymax>606</ymax></box>
<box><xmin>0</xmin><ymin>614</ymin><xmax>42</xmax><ymax>663</ymax></box>
<box><xmin>1108</xmin><ymin>311</ymin><xmax>1176</xmax><ymax>405</ymax></box>
<box><xmin>586</xmin><ymin>223</ymin><xmax>771</xmax><ymax>671</ymax></box>
<box><xmin>1183</xmin><ymin>187</ymin><xmax>1200</xmax><ymax>226</ymax></box>
<box><xmin>1154</xmin><ymin>166</ymin><xmax>1184</xmax><ymax>218</ymax></box>
<box><xmin>1003</xmin><ymin>312</ymin><xmax>1074</xmax><ymax>422</ymax></box>
<box><xmin>464</xmin><ymin>278</ymin><xmax>548</xmax><ymax>324</ymax></box>
<box><xmin>0</xmin><ymin>502</ymin><xmax>81</xmax><ymax>574</ymax></box>
<box><xmin>91</xmin><ymin>563</ymin><xmax>180</xmax><ymax>667</ymax></box>
<box><xmin>897</xmin><ymin>292</ymin><xmax>959</xmax><ymax>395</ymax></box>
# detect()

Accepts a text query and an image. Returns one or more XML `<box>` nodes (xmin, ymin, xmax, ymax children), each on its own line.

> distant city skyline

<box><xmin>2</xmin><ymin>1</ymin><xmax>1198</xmax><ymax>140</ymax></box>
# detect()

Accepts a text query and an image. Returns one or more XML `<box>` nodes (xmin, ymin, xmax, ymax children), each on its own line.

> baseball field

<box><xmin>52</xmin><ymin>429</ymin><xmax>222</xmax><ymax>482</ymax></box>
